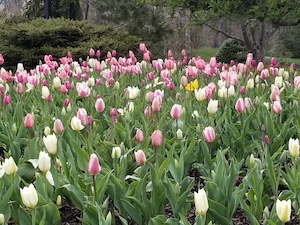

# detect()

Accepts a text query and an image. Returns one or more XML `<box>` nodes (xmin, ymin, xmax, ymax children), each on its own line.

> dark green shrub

<box><xmin>216</xmin><ymin>38</ymin><xmax>247</xmax><ymax>63</ymax></box>
<box><xmin>0</xmin><ymin>18</ymin><xmax>141</xmax><ymax>70</ymax></box>
<box><xmin>281</xmin><ymin>25</ymin><xmax>300</xmax><ymax>58</ymax></box>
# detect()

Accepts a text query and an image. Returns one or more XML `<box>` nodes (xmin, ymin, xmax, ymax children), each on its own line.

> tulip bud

<box><xmin>42</xmin><ymin>86</ymin><xmax>50</xmax><ymax>99</ymax></box>
<box><xmin>53</xmin><ymin>119</ymin><xmax>64</xmax><ymax>133</ymax></box>
<box><xmin>106</xmin><ymin>211</ymin><xmax>112</xmax><ymax>225</ymax></box>
<box><xmin>43</xmin><ymin>134</ymin><xmax>58</xmax><ymax>155</ymax></box>
<box><xmin>3</xmin><ymin>156</ymin><xmax>18</xmax><ymax>175</ymax></box>
<box><xmin>20</xmin><ymin>184</ymin><xmax>38</xmax><ymax>208</ymax></box>
<box><xmin>24</xmin><ymin>113</ymin><xmax>34</xmax><ymax>128</ymax></box>
<box><xmin>276</xmin><ymin>199</ymin><xmax>291</xmax><ymax>223</ymax></box>
<box><xmin>288</xmin><ymin>138</ymin><xmax>299</xmax><ymax>157</ymax></box>
<box><xmin>38</xmin><ymin>151</ymin><xmax>51</xmax><ymax>173</ymax></box>
<box><xmin>3</xmin><ymin>95</ymin><xmax>10</xmax><ymax>105</ymax></box>
<box><xmin>135</xmin><ymin>128</ymin><xmax>144</xmax><ymax>142</ymax></box>
<box><xmin>88</xmin><ymin>153</ymin><xmax>101</xmax><ymax>175</ymax></box>
<box><xmin>111</xmin><ymin>147</ymin><xmax>121</xmax><ymax>159</ymax></box>
<box><xmin>170</xmin><ymin>104</ymin><xmax>182</xmax><ymax>120</ymax></box>
<box><xmin>53</xmin><ymin>77</ymin><xmax>61</xmax><ymax>88</ymax></box>
<box><xmin>151</xmin><ymin>97</ymin><xmax>161</xmax><ymax>112</ymax></box>
<box><xmin>272</xmin><ymin>100</ymin><xmax>282</xmax><ymax>114</ymax></box>
<box><xmin>194</xmin><ymin>189</ymin><xmax>209</xmax><ymax>215</ymax></box>
<box><xmin>44</xmin><ymin>126</ymin><xmax>51</xmax><ymax>136</ymax></box>
<box><xmin>235</xmin><ymin>98</ymin><xmax>246</xmax><ymax>113</ymax></box>
<box><xmin>151</xmin><ymin>130</ymin><xmax>163</xmax><ymax>147</ymax></box>
<box><xmin>56</xmin><ymin>195</ymin><xmax>62</xmax><ymax>207</ymax></box>
<box><xmin>95</xmin><ymin>98</ymin><xmax>105</xmax><ymax>112</ymax></box>
<box><xmin>70</xmin><ymin>116</ymin><xmax>85</xmax><ymax>131</ymax></box>
<box><xmin>0</xmin><ymin>213</ymin><xmax>4</xmax><ymax>224</ymax></box>
<box><xmin>207</xmin><ymin>99</ymin><xmax>218</xmax><ymax>115</ymax></box>
<box><xmin>202</xmin><ymin>126</ymin><xmax>215</xmax><ymax>143</ymax></box>
<box><xmin>176</xmin><ymin>129</ymin><xmax>183</xmax><ymax>140</ymax></box>
<box><xmin>135</xmin><ymin>150</ymin><xmax>146</xmax><ymax>165</ymax></box>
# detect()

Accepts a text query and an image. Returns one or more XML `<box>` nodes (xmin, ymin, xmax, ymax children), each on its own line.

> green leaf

<box><xmin>60</xmin><ymin>184</ymin><xmax>84</xmax><ymax>210</ymax></box>
<box><xmin>238</xmin><ymin>196</ymin><xmax>260</xmax><ymax>225</ymax></box>
<box><xmin>121</xmin><ymin>199</ymin><xmax>143</xmax><ymax>224</ymax></box>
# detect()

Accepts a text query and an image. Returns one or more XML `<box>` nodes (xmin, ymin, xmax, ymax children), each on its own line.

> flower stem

<box><xmin>92</xmin><ymin>175</ymin><xmax>96</xmax><ymax>203</ymax></box>
<box><xmin>31</xmin><ymin>208</ymin><xmax>35</xmax><ymax>225</ymax></box>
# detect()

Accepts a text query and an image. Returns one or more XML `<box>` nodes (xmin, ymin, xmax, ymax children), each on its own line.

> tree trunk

<box><xmin>241</xmin><ymin>19</ymin><xmax>268</xmax><ymax>62</ymax></box>
<box><xmin>84</xmin><ymin>0</ymin><xmax>89</xmax><ymax>20</ymax></box>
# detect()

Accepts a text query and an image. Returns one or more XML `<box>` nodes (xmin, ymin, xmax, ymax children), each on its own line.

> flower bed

<box><xmin>0</xmin><ymin>45</ymin><xmax>299</xmax><ymax>224</ymax></box>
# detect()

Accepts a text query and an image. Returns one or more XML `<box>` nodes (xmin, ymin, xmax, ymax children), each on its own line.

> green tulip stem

<box><xmin>31</xmin><ymin>208</ymin><xmax>35</xmax><ymax>225</ymax></box>
<box><xmin>92</xmin><ymin>175</ymin><xmax>97</xmax><ymax>203</ymax></box>
<box><xmin>176</xmin><ymin>119</ymin><xmax>178</xmax><ymax>131</ymax></box>
<box><xmin>155</xmin><ymin>146</ymin><xmax>159</xmax><ymax>172</ymax></box>
<box><xmin>28</xmin><ymin>130</ymin><xmax>31</xmax><ymax>159</ymax></box>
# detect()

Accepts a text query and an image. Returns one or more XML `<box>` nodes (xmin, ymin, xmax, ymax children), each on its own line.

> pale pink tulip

<box><xmin>88</xmin><ymin>153</ymin><xmax>101</xmax><ymax>175</ymax></box>
<box><xmin>95</xmin><ymin>98</ymin><xmax>105</xmax><ymax>112</ymax></box>
<box><xmin>135</xmin><ymin>150</ymin><xmax>146</xmax><ymax>165</ymax></box>
<box><xmin>24</xmin><ymin>113</ymin><xmax>34</xmax><ymax>128</ymax></box>
<box><xmin>151</xmin><ymin>130</ymin><xmax>163</xmax><ymax>147</ymax></box>
<box><xmin>170</xmin><ymin>104</ymin><xmax>182</xmax><ymax>120</ymax></box>
<box><xmin>135</xmin><ymin>129</ymin><xmax>144</xmax><ymax>142</ymax></box>
<box><xmin>151</xmin><ymin>97</ymin><xmax>161</xmax><ymax>112</ymax></box>
<box><xmin>53</xmin><ymin>119</ymin><xmax>64</xmax><ymax>133</ymax></box>
<box><xmin>235</xmin><ymin>98</ymin><xmax>246</xmax><ymax>113</ymax></box>
<box><xmin>76</xmin><ymin>81</ymin><xmax>90</xmax><ymax>97</ymax></box>
<box><xmin>272</xmin><ymin>100</ymin><xmax>282</xmax><ymax>114</ymax></box>
<box><xmin>202</xmin><ymin>126</ymin><xmax>215</xmax><ymax>143</ymax></box>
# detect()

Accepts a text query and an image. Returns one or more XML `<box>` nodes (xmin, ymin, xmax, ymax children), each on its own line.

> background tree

<box><xmin>140</xmin><ymin>0</ymin><xmax>300</xmax><ymax>61</ymax></box>
<box><xmin>25</xmin><ymin>0</ymin><xmax>82</xmax><ymax>20</ymax></box>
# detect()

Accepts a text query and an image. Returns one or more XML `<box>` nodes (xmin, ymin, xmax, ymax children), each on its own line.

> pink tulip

<box><xmin>139</xmin><ymin>43</ymin><xmax>147</xmax><ymax>53</ymax></box>
<box><xmin>76</xmin><ymin>81</ymin><xmax>90</xmax><ymax>97</ymax></box>
<box><xmin>181</xmin><ymin>76</ymin><xmax>188</xmax><ymax>87</ymax></box>
<box><xmin>135</xmin><ymin>129</ymin><xmax>144</xmax><ymax>142</ymax></box>
<box><xmin>135</xmin><ymin>150</ymin><xmax>146</xmax><ymax>165</ymax></box>
<box><xmin>60</xmin><ymin>85</ymin><xmax>68</xmax><ymax>94</ymax></box>
<box><xmin>110</xmin><ymin>108</ymin><xmax>117</xmax><ymax>117</ymax></box>
<box><xmin>95</xmin><ymin>98</ymin><xmax>105</xmax><ymax>112</ymax></box>
<box><xmin>235</xmin><ymin>98</ymin><xmax>246</xmax><ymax>113</ymax></box>
<box><xmin>270</xmin><ymin>87</ymin><xmax>280</xmax><ymax>102</ymax></box>
<box><xmin>209</xmin><ymin>57</ymin><xmax>217</xmax><ymax>68</ymax></box>
<box><xmin>64</xmin><ymin>98</ymin><xmax>70</xmax><ymax>107</ymax></box>
<box><xmin>270</xmin><ymin>57</ymin><xmax>277</xmax><ymax>66</ymax></box>
<box><xmin>88</xmin><ymin>153</ymin><xmax>101</xmax><ymax>175</ymax></box>
<box><xmin>77</xmin><ymin>108</ymin><xmax>88</xmax><ymax>126</ymax></box>
<box><xmin>168</xmin><ymin>82</ymin><xmax>175</xmax><ymax>90</ymax></box>
<box><xmin>240</xmin><ymin>86</ymin><xmax>246</xmax><ymax>95</ymax></box>
<box><xmin>151</xmin><ymin>97</ymin><xmax>161</xmax><ymax>112</ymax></box>
<box><xmin>170</xmin><ymin>104</ymin><xmax>182</xmax><ymax>120</ymax></box>
<box><xmin>3</xmin><ymin>95</ymin><xmax>10</xmax><ymax>105</ymax></box>
<box><xmin>147</xmin><ymin>72</ymin><xmax>154</xmax><ymax>80</ymax></box>
<box><xmin>151</xmin><ymin>130</ymin><xmax>163</xmax><ymax>147</ymax></box>
<box><xmin>264</xmin><ymin>135</ymin><xmax>270</xmax><ymax>144</ymax></box>
<box><xmin>24</xmin><ymin>113</ymin><xmax>34</xmax><ymax>128</ymax></box>
<box><xmin>17</xmin><ymin>83</ymin><xmax>24</xmax><ymax>94</ymax></box>
<box><xmin>257</xmin><ymin>62</ymin><xmax>264</xmax><ymax>72</ymax></box>
<box><xmin>0</xmin><ymin>54</ymin><xmax>4</xmax><ymax>65</ymax></box>
<box><xmin>202</xmin><ymin>126</ymin><xmax>215</xmax><ymax>142</ymax></box>
<box><xmin>53</xmin><ymin>119</ymin><xmax>64</xmax><ymax>134</ymax></box>
<box><xmin>272</xmin><ymin>100</ymin><xmax>282</xmax><ymax>114</ymax></box>
<box><xmin>96</xmin><ymin>50</ymin><xmax>101</xmax><ymax>57</ymax></box>
<box><xmin>89</xmin><ymin>48</ymin><xmax>95</xmax><ymax>57</ymax></box>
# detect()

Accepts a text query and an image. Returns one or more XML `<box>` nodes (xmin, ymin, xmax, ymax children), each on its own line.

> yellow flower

<box><xmin>186</xmin><ymin>79</ymin><xmax>199</xmax><ymax>91</ymax></box>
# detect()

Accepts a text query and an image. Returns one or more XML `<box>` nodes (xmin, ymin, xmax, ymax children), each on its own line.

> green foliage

<box><xmin>25</xmin><ymin>0</ymin><xmax>83</xmax><ymax>20</ymax></box>
<box><xmin>0</xmin><ymin>18</ymin><xmax>141</xmax><ymax>70</ymax></box>
<box><xmin>216</xmin><ymin>38</ymin><xmax>247</xmax><ymax>63</ymax></box>
<box><xmin>281</xmin><ymin>25</ymin><xmax>300</xmax><ymax>58</ymax></box>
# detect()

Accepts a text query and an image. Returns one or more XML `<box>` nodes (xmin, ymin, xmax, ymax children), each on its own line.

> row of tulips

<box><xmin>0</xmin><ymin>43</ymin><xmax>299</xmax><ymax>224</ymax></box>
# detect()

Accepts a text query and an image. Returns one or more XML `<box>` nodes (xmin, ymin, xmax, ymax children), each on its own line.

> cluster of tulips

<box><xmin>0</xmin><ymin>42</ymin><xmax>299</xmax><ymax>225</ymax></box>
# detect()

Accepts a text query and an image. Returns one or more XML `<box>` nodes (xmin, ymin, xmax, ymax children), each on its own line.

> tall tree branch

<box><xmin>204</xmin><ymin>22</ymin><xmax>244</xmax><ymax>43</ymax></box>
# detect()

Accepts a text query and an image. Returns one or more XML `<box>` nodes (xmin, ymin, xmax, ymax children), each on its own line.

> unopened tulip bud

<box><xmin>88</xmin><ymin>153</ymin><xmax>101</xmax><ymax>175</ymax></box>
<box><xmin>194</xmin><ymin>189</ymin><xmax>209</xmax><ymax>215</ymax></box>
<box><xmin>202</xmin><ymin>126</ymin><xmax>215</xmax><ymax>143</ymax></box>
<box><xmin>288</xmin><ymin>138</ymin><xmax>299</xmax><ymax>157</ymax></box>
<box><xmin>272</xmin><ymin>100</ymin><xmax>282</xmax><ymax>114</ymax></box>
<box><xmin>24</xmin><ymin>113</ymin><xmax>34</xmax><ymax>128</ymax></box>
<box><xmin>249</xmin><ymin>154</ymin><xmax>255</xmax><ymax>166</ymax></box>
<box><xmin>276</xmin><ymin>199</ymin><xmax>291</xmax><ymax>223</ymax></box>
<box><xmin>3</xmin><ymin>156</ymin><xmax>18</xmax><ymax>175</ymax></box>
<box><xmin>20</xmin><ymin>184</ymin><xmax>38</xmax><ymax>208</ymax></box>
<box><xmin>3</xmin><ymin>95</ymin><xmax>10</xmax><ymax>105</ymax></box>
<box><xmin>56</xmin><ymin>195</ymin><xmax>62</xmax><ymax>207</ymax></box>
<box><xmin>170</xmin><ymin>104</ymin><xmax>182</xmax><ymax>120</ymax></box>
<box><xmin>135</xmin><ymin>150</ymin><xmax>146</xmax><ymax>165</ymax></box>
<box><xmin>181</xmin><ymin>76</ymin><xmax>188</xmax><ymax>87</ymax></box>
<box><xmin>112</xmin><ymin>147</ymin><xmax>121</xmax><ymax>159</ymax></box>
<box><xmin>0</xmin><ymin>213</ymin><xmax>4</xmax><ymax>224</ymax></box>
<box><xmin>38</xmin><ymin>151</ymin><xmax>51</xmax><ymax>173</ymax></box>
<box><xmin>207</xmin><ymin>99</ymin><xmax>218</xmax><ymax>115</ymax></box>
<box><xmin>43</xmin><ymin>134</ymin><xmax>58</xmax><ymax>154</ymax></box>
<box><xmin>53</xmin><ymin>77</ymin><xmax>61</xmax><ymax>88</ymax></box>
<box><xmin>44</xmin><ymin>126</ymin><xmax>51</xmax><ymax>136</ymax></box>
<box><xmin>264</xmin><ymin>135</ymin><xmax>270</xmax><ymax>145</ymax></box>
<box><xmin>95</xmin><ymin>98</ymin><xmax>105</xmax><ymax>112</ymax></box>
<box><xmin>235</xmin><ymin>98</ymin><xmax>246</xmax><ymax>113</ymax></box>
<box><xmin>53</xmin><ymin>119</ymin><xmax>64</xmax><ymax>133</ymax></box>
<box><xmin>176</xmin><ymin>129</ymin><xmax>183</xmax><ymax>140</ymax></box>
<box><xmin>151</xmin><ymin>130</ymin><xmax>163</xmax><ymax>147</ymax></box>
<box><xmin>106</xmin><ymin>211</ymin><xmax>112</xmax><ymax>225</ymax></box>
<box><xmin>135</xmin><ymin>128</ymin><xmax>144</xmax><ymax>142</ymax></box>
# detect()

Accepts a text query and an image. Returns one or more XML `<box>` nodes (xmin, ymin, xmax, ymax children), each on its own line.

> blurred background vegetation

<box><xmin>0</xmin><ymin>0</ymin><xmax>299</xmax><ymax>70</ymax></box>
